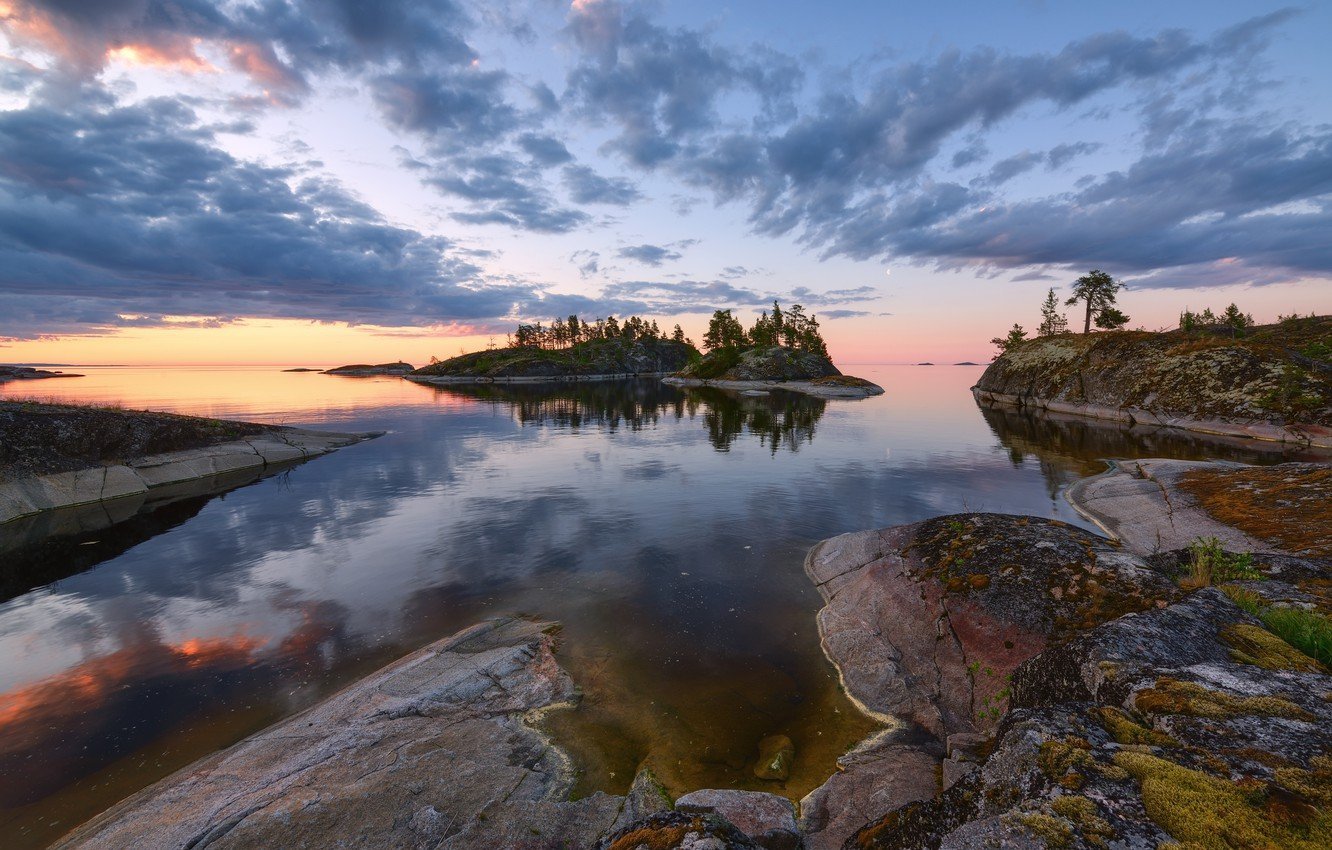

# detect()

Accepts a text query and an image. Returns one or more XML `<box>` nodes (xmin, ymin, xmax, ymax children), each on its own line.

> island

<box><xmin>975</xmin><ymin>314</ymin><xmax>1332</xmax><ymax>447</ymax></box>
<box><xmin>0</xmin><ymin>400</ymin><xmax>378</xmax><ymax>542</ymax></box>
<box><xmin>0</xmin><ymin>365</ymin><xmax>84</xmax><ymax>381</ymax></box>
<box><xmin>324</xmin><ymin>361</ymin><xmax>415</xmax><ymax>376</ymax></box>
<box><xmin>661</xmin><ymin>304</ymin><xmax>884</xmax><ymax>399</ymax></box>
<box><xmin>407</xmin><ymin>315</ymin><xmax>695</xmax><ymax>385</ymax></box>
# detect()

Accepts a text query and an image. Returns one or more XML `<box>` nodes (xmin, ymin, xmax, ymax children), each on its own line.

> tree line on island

<box><xmin>508</xmin><ymin>314</ymin><xmax>688</xmax><ymax>349</ymax></box>
<box><xmin>500</xmin><ymin>300</ymin><xmax>830</xmax><ymax>358</ymax></box>
<box><xmin>701</xmin><ymin>301</ymin><xmax>829</xmax><ymax>357</ymax></box>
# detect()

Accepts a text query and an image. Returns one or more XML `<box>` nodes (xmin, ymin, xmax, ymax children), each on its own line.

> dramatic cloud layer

<box><xmin>0</xmin><ymin>1</ymin><xmax>1327</xmax><ymax>340</ymax></box>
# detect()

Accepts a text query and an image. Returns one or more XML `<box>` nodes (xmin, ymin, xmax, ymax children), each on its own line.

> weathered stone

<box><xmin>798</xmin><ymin>730</ymin><xmax>940</xmax><ymax>850</ymax></box>
<box><xmin>805</xmin><ymin>514</ymin><xmax>1180</xmax><ymax>740</ymax></box>
<box><xmin>53</xmin><ymin>618</ymin><xmax>632</xmax><ymax>850</ymax></box>
<box><xmin>973</xmin><ymin>322</ymin><xmax>1332</xmax><ymax>447</ymax></box>
<box><xmin>848</xmin><ymin>586</ymin><xmax>1332</xmax><ymax>849</ymax></box>
<box><xmin>1</xmin><ymin>426</ymin><xmax>374</xmax><ymax>529</ymax></box>
<box><xmin>752</xmin><ymin>734</ymin><xmax>795</xmax><ymax>781</ymax></box>
<box><xmin>675</xmin><ymin>789</ymin><xmax>800</xmax><ymax>850</ymax></box>
<box><xmin>1066</xmin><ymin>458</ymin><xmax>1269</xmax><ymax>554</ymax></box>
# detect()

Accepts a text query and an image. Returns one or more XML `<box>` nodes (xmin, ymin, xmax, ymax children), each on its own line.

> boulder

<box><xmin>805</xmin><ymin>514</ymin><xmax>1181</xmax><ymax>741</ymax></box>
<box><xmin>849</xmin><ymin>586</ymin><xmax>1332</xmax><ymax>849</ymax></box>
<box><xmin>53</xmin><ymin>619</ymin><xmax>629</xmax><ymax>850</ymax></box>
<box><xmin>600</xmin><ymin>810</ymin><xmax>761</xmax><ymax>849</ymax></box>
<box><xmin>675</xmin><ymin>789</ymin><xmax>800</xmax><ymax>850</ymax></box>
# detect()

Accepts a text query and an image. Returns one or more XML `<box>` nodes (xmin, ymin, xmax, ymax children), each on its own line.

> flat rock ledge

<box><xmin>1065</xmin><ymin>458</ymin><xmax>1268</xmax><ymax>555</ymax></box>
<box><xmin>0</xmin><ymin>427</ymin><xmax>374</xmax><ymax>528</ymax></box>
<box><xmin>663</xmin><ymin>376</ymin><xmax>885</xmax><ymax>400</ymax></box>
<box><xmin>974</xmin><ymin>387</ymin><xmax>1332</xmax><ymax>449</ymax></box>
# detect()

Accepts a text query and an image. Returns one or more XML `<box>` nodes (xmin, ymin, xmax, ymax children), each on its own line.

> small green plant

<box><xmin>967</xmin><ymin>662</ymin><xmax>1012</xmax><ymax>721</ymax></box>
<box><xmin>1221</xmin><ymin>586</ymin><xmax>1332</xmax><ymax>669</ymax></box>
<box><xmin>1261</xmin><ymin>606</ymin><xmax>1332</xmax><ymax>669</ymax></box>
<box><xmin>1260</xmin><ymin>363</ymin><xmax>1324</xmax><ymax>419</ymax></box>
<box><xmin>1185</xmin><ymin>537</ymin><xmax>1260</xmax><ymax>587</ymax></box>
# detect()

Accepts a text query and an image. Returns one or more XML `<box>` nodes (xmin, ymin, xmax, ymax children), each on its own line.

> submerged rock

<box><xmin>752</xmin><ymin>734</ymin><xmax>796</xmax><ymax>781</ymax></box>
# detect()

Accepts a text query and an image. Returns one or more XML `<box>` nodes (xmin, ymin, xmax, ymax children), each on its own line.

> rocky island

<box><xmin>0</xmin><ymin>400</ymin><xmax>377</xmax><ymax>543</ymax></box>
<box><xmin>662</xmin><ymin>305</ymin><xmax>884</xmax><ymax>399</ymax></box>
<box><xmin>324</xmin><ymin>361</ymin><xmax>415</xmax><ymax>376</ymax></box>
<box><xmin>975</xmin><ymin>315</ymin><xmax>1332</xmax><ymax>447</ymax></box>
<box><xmin>0</xmin><ymin>364</ymin><xmax>84</xmax><ymax>381</ymax></box>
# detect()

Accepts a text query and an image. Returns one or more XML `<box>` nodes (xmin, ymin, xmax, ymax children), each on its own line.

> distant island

<box><xmin>0</xmin><ymin>365</ymin><xmax>83</xmax><ymax>382</ymax></box>
<box><xmin>325</xmin><ymin>362</ymin><xmax>415</xmax><ymax>376</ymax></box>
<box><xmin>977</xmin><ymin>312</ymin><xmax>1331</xmax><ymax>447</ymax></box>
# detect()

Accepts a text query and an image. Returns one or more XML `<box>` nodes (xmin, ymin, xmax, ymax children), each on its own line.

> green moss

<box><xmin>1051</xmin><ymin>796</ymin><xmax>1116</xmax><ymax>847</ymax></box>
<box><xmin>1011</xmin><ymin>812</ymin><xmax>1074</xmax><ymax>849</ymax></box>
<box><xmin>1039</xmin><ymin>738</ymin><xmax>1095</xmax><ymax>790</ymax></box>
<box><xmin>1134</xmin><ymin>678</ymin><xmax>1314</xmax><ymax>721</ymax></box>
<box><xmin>1099</xmin><ymin>707</ymin><xmax>1178</xmax><ymax>747</ymax></box>
<box><xmin>1222</xmin><ymin>623</ymin><xmax>1326</xmax><ymax>673</ymax></box>
<box><xmin>1116</xmin><ymin>751</ymin><xmax>1332</xmax><ymax>850</ymax></box>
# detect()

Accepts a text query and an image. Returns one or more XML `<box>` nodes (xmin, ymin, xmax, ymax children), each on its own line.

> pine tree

<box><xmin>1037</xmin><ymin>288</ymin><xmax>1068</xmax><ymax>336</ymax></box>
<box><xmin>1066</xmin><ymin>270</ymin><xmax>1124</xmax><ymax>334</ymax></box>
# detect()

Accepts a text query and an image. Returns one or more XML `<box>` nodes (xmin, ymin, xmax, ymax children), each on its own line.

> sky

<box><xmin>0</xmin><ymin>0</ymin><xmax>1328</xmax><ymax>365</ymax></box>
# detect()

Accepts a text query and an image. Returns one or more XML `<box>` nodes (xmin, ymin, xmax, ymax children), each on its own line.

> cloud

<box><xmin>564</xmin><ymin>0</ymin><xmax>802</xmax><ymax>167</ymax></box>
<box><xmin>0</xmin><ymin>0</ymin><xmax>479</xmax><ymax>99</ymax></box>
<box><xmin>0</xmin><ymin>90</ymin><xmax>557</xmax><ymax>339</ymax></box>
<box><xmin>517</xmin><ymin>133</ymin><xmax>574</xmax><ymax>166</ymax></box>
<box><xmin>617</xmin><ymin>243</ymin><xmax>682</xmax><ymax>266</ymax></box>
<box><xmin>562</xmin><ymin>164</ymin><xmax>641</xmax><ymax>205</ymax></box>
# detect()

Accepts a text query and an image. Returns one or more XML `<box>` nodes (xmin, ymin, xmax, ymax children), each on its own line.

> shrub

<box><xmin>1185</xmin><ymin>537</ymin><xmax>1260</xmax><ymax>587</ymax></box>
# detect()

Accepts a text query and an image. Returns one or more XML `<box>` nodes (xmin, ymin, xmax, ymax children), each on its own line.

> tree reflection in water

<box><xmin>430</xmin><ymin>380</ymin><xmax>828</xmax><ymax>454</ymax></box>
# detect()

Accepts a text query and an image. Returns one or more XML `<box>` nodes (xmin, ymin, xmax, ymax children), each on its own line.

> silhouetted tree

<box><xmin>703</xmin><ymin>309</ymin><xmax>748</xmax><ymax>352</ymax></box>
<box><xmin>990</xmin><ymin>324</ymin><xmax>1028</xmax><ymax>359</ymax></box>
<box><xmin>1066</xmin><ymin>270</ymin><xmax>1124</xmax><ymax>334</ymax></box>
<box><xmin>1094</xmin><ymin>306</ymin><xmax>1130</xmax><ymax>330</ymax></box>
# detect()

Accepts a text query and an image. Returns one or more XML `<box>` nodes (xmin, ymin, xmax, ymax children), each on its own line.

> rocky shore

<box><xmin>0</xmin><ymin>401</ymin><xmax>376</xmax><ymax>532</ymax></box>
<box><xmin>53</xmin><ymin>503</ymin><xmax>1330</xmax><ymax>849</ymax></box>
<box><xmin>974</xmin><ymin>317</ymin><xmax>1332</xmax><ymax>448</ymax></box>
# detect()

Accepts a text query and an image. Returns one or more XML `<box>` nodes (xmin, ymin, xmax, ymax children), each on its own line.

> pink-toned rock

<box><xmin>675</xmin><ymin>789</ymin><xmax>800</xmax><ymax>849</ymax></box>
<box><xmin>805</xmin><ymin>514</ymin><xmax>1180</xmax><ymax>741</ymax></box>
<box><xmin>798</xmin><ymin>731</ymin><xmax>940</xmax><ymax>850</ymax></box>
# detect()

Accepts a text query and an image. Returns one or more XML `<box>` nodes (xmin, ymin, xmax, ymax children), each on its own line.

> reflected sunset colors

<box><xmin>0</xmin><ymin>366</ymin><xmax>1319</xmax><ymax>848</ymax></box>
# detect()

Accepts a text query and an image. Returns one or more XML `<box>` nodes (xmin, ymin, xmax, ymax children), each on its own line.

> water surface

<box><xmin>0</xmin><ymin>365</ymin><xmax>1317</xmax><ymax>847</ymax></box>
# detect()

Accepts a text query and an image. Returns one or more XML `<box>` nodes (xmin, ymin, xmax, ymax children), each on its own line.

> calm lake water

<box><xmin>0</xmin><ymin>365</ymin><xmax>1318</xmax><ymax>847</ymax></box>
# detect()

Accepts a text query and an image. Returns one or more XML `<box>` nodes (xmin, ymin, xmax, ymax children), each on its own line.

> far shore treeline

<box><xmin>496</xmin><ymin>301</ymin><xmax>830</xmax><ymax>358</ymax></box>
